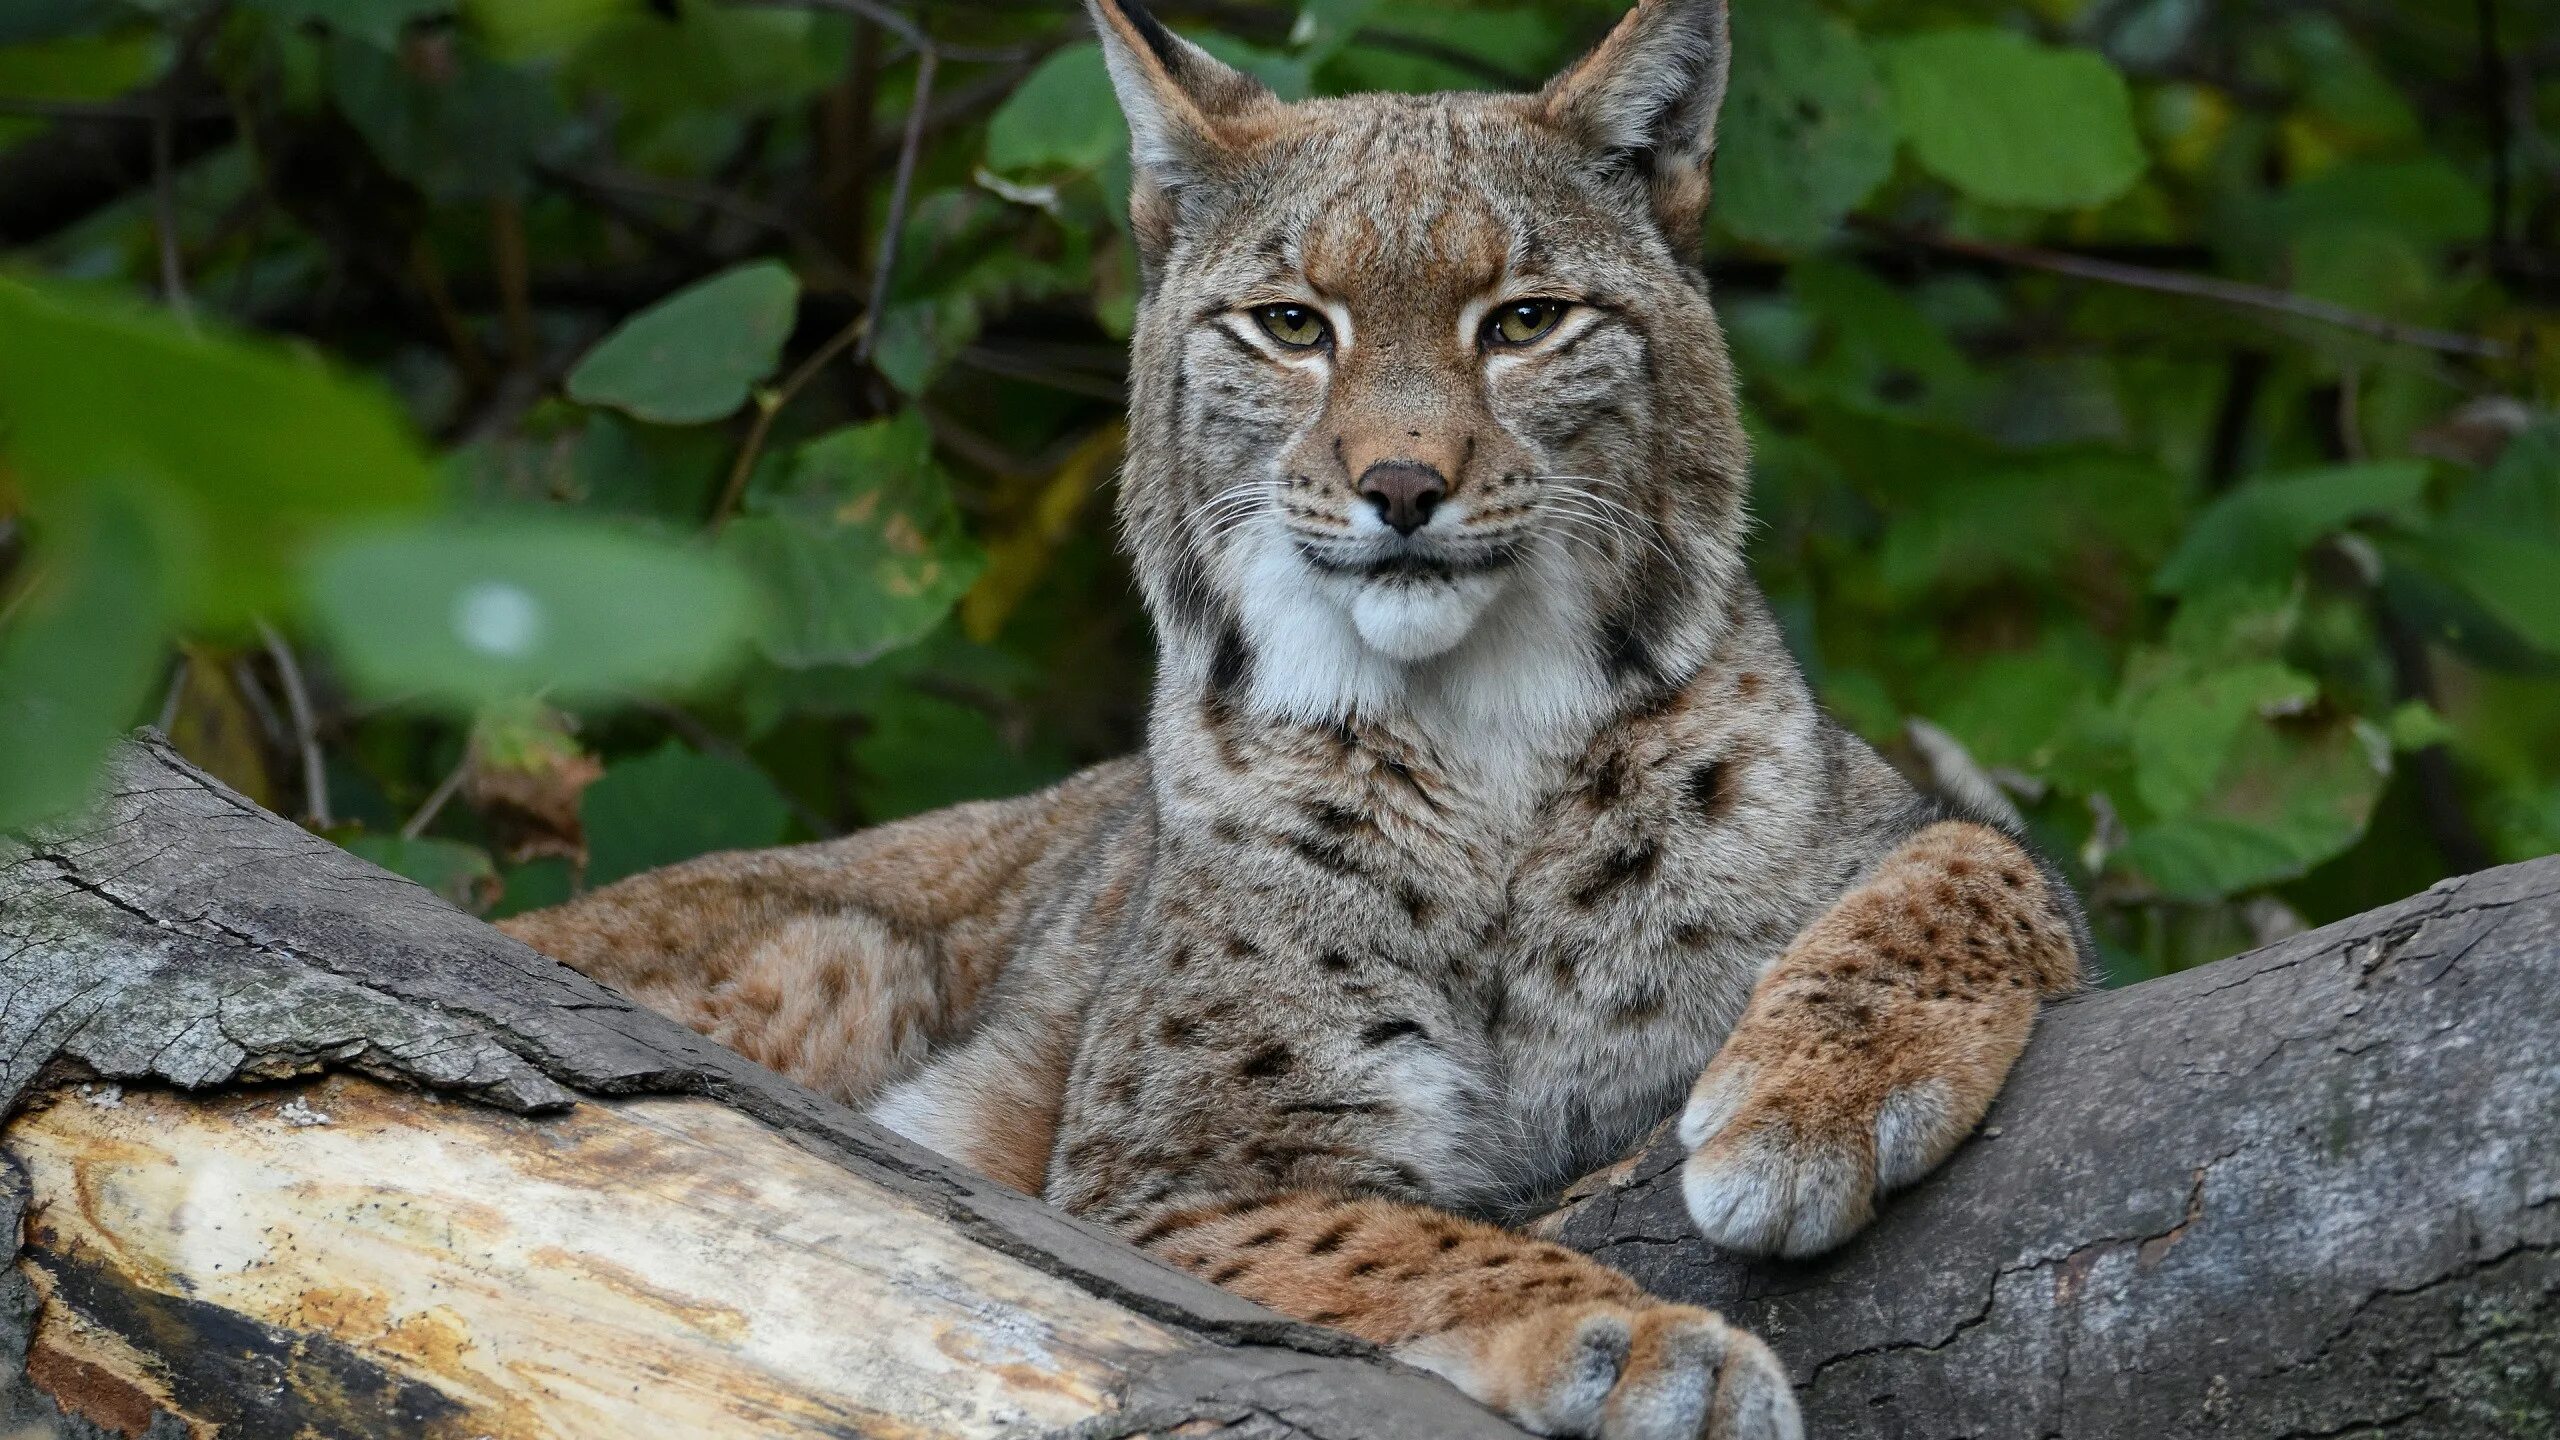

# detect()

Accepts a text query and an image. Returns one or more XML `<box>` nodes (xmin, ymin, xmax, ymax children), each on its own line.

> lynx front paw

<box><xmin>1679</xmin><ymin>1060</ymin><xmax>1971</xmax><ymax>1259</ymax></box>
<box><xmin>1403</xmin><ymin>1301</ymin><xmax>1800</xmax><ymax>1440</ymax></box>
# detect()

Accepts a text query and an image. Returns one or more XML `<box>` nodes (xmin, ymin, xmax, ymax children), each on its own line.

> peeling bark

<box><xmin>0</xmin><ymin>734</ymin><xmax>2553</xmax><ymax>1437</ymax></box>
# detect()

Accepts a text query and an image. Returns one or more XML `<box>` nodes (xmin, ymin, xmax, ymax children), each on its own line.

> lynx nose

<box><xmin>1358</xmin><ymin>461</ymin><xmax>1446</xmax><ymax>537</ymax></box>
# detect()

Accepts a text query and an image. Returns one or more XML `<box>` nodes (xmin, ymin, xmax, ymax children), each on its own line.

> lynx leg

<box><xmin>1132</xmin><ymin>1195</ymin><xmax>1799</xmax><ymax>1439</ymax></box>
<box><xmin>1680</xmin><ymin>820</ymin><xmax>2083</xmax><ymax>1257</ymax></box>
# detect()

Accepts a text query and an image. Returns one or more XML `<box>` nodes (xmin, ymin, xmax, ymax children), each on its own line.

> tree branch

<box><xmin>1883</xmin><ymin>227</ymin><xmax>2515</xmax><ymax>360</ymax></box>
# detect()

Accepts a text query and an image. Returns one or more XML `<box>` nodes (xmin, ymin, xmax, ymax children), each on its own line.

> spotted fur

<box><xmin>501</xmin><ymin>3</ymin><xmax>2085</xmax><ymax>1433</ymax></box>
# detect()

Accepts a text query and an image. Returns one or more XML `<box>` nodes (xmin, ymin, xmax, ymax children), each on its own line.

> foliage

<box><xmin>0</xmin><ymin>0</ymin><xmax>2553</xmax><ymax>982</ymax></box>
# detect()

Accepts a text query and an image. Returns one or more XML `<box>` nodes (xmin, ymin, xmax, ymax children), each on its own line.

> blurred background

<box><xmin>0</xmin><ymin>0</ymin><xmax>2550</xmax><ymax>984</ymax></box>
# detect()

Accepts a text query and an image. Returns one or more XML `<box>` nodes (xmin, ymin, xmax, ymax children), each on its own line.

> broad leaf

<box><xmin>0</xmin><ymin>486</ymin><xmax>170</xmax><ymax>832</ymax></box>
<box><xmin>2153</xmin><ymin>461</ymin><xmax>2428</xmax><ymax>596</ymax></box>
<box><xmin>325</xmin><ymin>33</ymin><xmax>568</xmax><ymax>201</ymax></box>
<box><xmin>582</xmin><ymin>742</ymin><xmax>791</xmax><ymax>885</ymax></box>
<box><xmin>302</xmin><ymin>516</ymin><xmax>759</xmax><ymax>706</ymax></box>
<box><xmin>0</xmin><ymin>277</ymin><xmax>435</xmax><ymax>625</ymax></box>
<box><xmin>2118</xmin><ymin>711</ymin><xmax>2389</xmax><ymax>900</ymax></box>
<box><xmin>564</xmin><ymin>5</ymin><xmax>851</xmax><ymax>119</ymax></box>
<box><xmin>1715</xmin><ymin>6</ymin><xmax>1895</xmax><ymax>249</ymax></box>
<box><xmin>2129</xmin><ymin>661</ymin><xmax>2316</xmax><ymax>819</ymax></box>
<box><xmin>717</xmin><ymin>412</ymin><xmax>986</xmax><ymax>668</ymax></box>
<box><xmin>1882</xmin><ymin>30</ymin><xmax>2145</xmax><ymax>209</ymax></box>
<box><xmin>566</xmin><ymin>261</ymin><xmax>802</xmax><ymax>425</ymax></box>
<box><xmin>985</xmin><ymin>44</ymin><xmax>1124</xmax><ymax>174</ymax></box>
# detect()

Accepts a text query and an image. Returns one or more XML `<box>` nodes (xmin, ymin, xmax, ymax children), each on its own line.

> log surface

<box><xmin>1</xmin><ymin>734</ymin><xmax>2554</xmax><ymax>1438</ymax></box>
<box><xmin>1550</xmin><ymin>859</ymin><xmax>2560</xmax><ymax>1439</ymax></box>
<box><xmin>0</xmin><ymin>736</ymin><xmax>1516</xmax><ymax>1440</ymax></box>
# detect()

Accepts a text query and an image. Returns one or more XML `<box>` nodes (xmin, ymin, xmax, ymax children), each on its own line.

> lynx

<box><xmin>503</xmin><ymin>2</ymin><xmax>2089</xmax><ymax>1433</ymax></box>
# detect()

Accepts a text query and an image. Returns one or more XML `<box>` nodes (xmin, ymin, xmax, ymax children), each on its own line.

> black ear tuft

<box><xmin>1102</xmin><ymin>0</ymin><xmax>1187</xmax><ymax>76</ymax></box>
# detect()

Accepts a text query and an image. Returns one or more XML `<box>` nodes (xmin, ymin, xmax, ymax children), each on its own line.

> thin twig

<box><xmin>2476</xmin><ymin>0</ymin><xmax>2513</xmax><ymax>252</ymax></box>
<box><xmin>704</xmin><ymin>5</ymin><xmax>938</xmax><ymax>526</ymax></box>
<box><xmin>228</xmin><ymin>656</ymin><xmax>288</xmax><ymax>751</ymax></box>
<box><xmin>1891</xmin><ymin>228</ymin><xmax>2513</xmax><ymax>360</ymax></box>
<box><xmin>401</xmin><ymin>756</ymin><xmax>472</xmax><ymax>840</ymax></box>
<box><xmin>724</xmin><ymin>0</ymin><xmax>1032</xmax><ymax>63</ymax></box>
<box><xmin>155</xmin><ymin>653</ymin><xmax>190</xmax><ymax>735</ymax></box>
<box><xmin>257</xmin><ymin>621</ymin><xmax>332</xmax><ymax>829</ymax></box>
<box><xmin>708</xmin><ymin>313</ymin><xmax>869</xmax><ymax>528</ymax></box>
<box><xmin>151</xmin><ymin>101</ymin><xmax>195</xmax><ymax>328</ymax></box>
<box><xmin>857</xmin><ymin>47</ymin><xmax>936</xmax><ymax>365</ymax></box>
<box><xmin>489</xmin><ymin>196</ymin><xmax>537</xmax><ymax>371</ymax></box>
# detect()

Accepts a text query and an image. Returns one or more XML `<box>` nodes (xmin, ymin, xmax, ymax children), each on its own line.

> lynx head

<box><xmin>1096</xmin><ymin>0</ymin><xmax>1752</xmax><ymax>734</ymax></box>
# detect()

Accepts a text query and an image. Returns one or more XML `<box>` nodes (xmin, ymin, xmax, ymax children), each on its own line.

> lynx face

<box><xmin>1105</xmin><ymin>1</ymin><xmax>1754</xmax><ymax>731</ymax></box>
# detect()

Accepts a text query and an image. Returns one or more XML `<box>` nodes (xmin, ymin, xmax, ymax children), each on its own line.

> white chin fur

<box><xmin>1350</xmin><ymin>577</ymin><xmax>1501</xmax><ymax>661</ymax></box>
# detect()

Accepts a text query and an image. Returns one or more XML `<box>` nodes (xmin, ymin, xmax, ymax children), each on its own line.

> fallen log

<box><xmin>0</xmin><ymin>734</ymin><xmax>2551</xmax><ymax>1437</ymax></box>
<box><xmin>1543</xmin><ymin>862</ymin><xmax>2560</xmax><ymax>1438</ymax></box>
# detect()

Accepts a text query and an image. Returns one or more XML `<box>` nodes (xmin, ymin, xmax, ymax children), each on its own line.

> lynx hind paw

<box><xmin>1404</xmin><ymin>1302</ymin><xmax>1800</xmax><ymax>1439</ymax></box>
<box><xmin>1680</xmin><ymin>1061</ymin><xmax>1970</xmax><ymax>1259</ymax></box>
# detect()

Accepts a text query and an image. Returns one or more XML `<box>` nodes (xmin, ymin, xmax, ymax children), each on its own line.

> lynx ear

<box><xmin>1085</xmin><ymin>0</ymin><xmax>1271</xmax><ymax>186</ymax></box>
<box><xmin>1541</xmin><ymin>0</ymin><xmax>1731</xmax><ymax>241</ymax></box>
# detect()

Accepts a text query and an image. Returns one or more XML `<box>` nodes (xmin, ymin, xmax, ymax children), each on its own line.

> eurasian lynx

<box><xmin>504</xmin><ymin>2</ymin><xmax>2089</xmax><ymax>1433</ymax></box>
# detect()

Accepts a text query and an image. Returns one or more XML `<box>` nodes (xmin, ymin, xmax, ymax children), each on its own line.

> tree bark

<box><xmin>1</xmin><ymin>735</ymin><xmax>2552</xmax><ymax>1438</ymax></box>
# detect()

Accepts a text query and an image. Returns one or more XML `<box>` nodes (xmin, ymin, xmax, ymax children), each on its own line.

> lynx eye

<box><xmin>1252</xmin><ymin>303</ymin><xmax>1329</xmax><ymax>349</ymax></box>
<box><xmin>1486</xmin><ymin>299</ymin><xmax>1568</xmax><ymax>347</ymax></box>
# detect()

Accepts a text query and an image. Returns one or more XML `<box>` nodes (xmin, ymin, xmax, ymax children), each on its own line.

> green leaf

<box><xmin>0</xmin><ymin>277</ymin><xmax>436</xmax><ymax>625</ymax></box>
<box><xmin>302</xmin><ymin>516</ymin><xmax>759</xmax><ymax>706</ymax></box>
<box><xmin>324</xmin><ymin>32</ymin><xmax>568</xmax><ymax>201</ymax></box>
<box><xmin>459</xmin><ymin>0</ymin><xmax>627</xmax><ymax>62</ymax></box>
<box><xmin>1876</xmin><ymin>452</ymin><xmax>2183</xmax><ymax>600</ymax></box>
<box><xmin>565</xmin><ymin>261</ymin><xmax>801</xmax><ymax>425</ymax></box>
<box><xmin>863</xmin><ymin>189</ymin><xmax>1092</xmax><ymax>396</ymax></box>
<box><xmin>985</xmin><ymin>43</ymin><xmax>1125</xmax><ymax>174</ymax></box>
<box><xmin>852</xmin><ymin>688</ymin><xmax>1072</xmax><ymax>822</ymax></box>
<box><xmin>2449</xmin><ymin>419</ymin><xmax>2560</xmax><ymax>535</ymax></box>
<box><xmin>2415</xmin><ymin>531</ymin><xmax>2560</xmax><ymax>655</ymax></box>
<box><xmin>242</xmin><ymin>0</ymin><xmax>451</xmax><ymax>48</ymax></box>
<box><xmin>1714</xmin><ymin>6</ymin><xmax>1895</xmax><ymax>249</ymax></box>
<box><xmin>2384</xmin><ymin>699</ymin><xmax>2456</xmax><ymax>752</ymax></box>
<box><xmin>563</xmin><ymin>5</ymin><xmax>850</xmax><ymax>118</ymax></box>
<box><xmin>717</xmin><ymin>412</ymin><xmax>986</xmax><ymax>668</ymax></box>
<box><xmin>581</xmin><ymin>742</ymin><xmax>791</xmax><ymax>886</ymax></box>
<box><xmin>1882</xmin><ymin>29</ymin><xmax>2146</xmax><ymax>210</ymax></box>
<box><xmin>341</xmin><ymin>835</ymin><xmax>500</xmax><ymax>911</ymax></box>
<box><xmin>2129</xmin><ymin>661</ymin><xmax>2317</xmax><ymax>818</ymax></box>
<box><xmin>0</xmin><ymin>486</ymin><xmax>171</xmax><ymax>832</ymax></box>
<box><xmin>0</xmin><ymin>29</ymin><xmax>164</xmax><ymax>144</ymax></box>
<box><xmin>2153</xmin><ymin>461</ymin><xmax>2429</xmax><ymax>596</ymax></box>
<box><xmin>2117</xmin><ymin>711</ymin><xmax>2388</xmax><ymax>900</ymax></box>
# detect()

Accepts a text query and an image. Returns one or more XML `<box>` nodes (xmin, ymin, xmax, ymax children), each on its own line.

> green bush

<box><xmin>0</xmin><ymin>0</ymin><xmax>2551</xmax><ymax>983</ymax></box>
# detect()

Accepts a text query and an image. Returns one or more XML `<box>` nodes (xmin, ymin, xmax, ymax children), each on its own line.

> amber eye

<box><xmin>1252</xmin><ymin>303</ymin><xmax>1329</xmax><ymax>349</ymax></box>
<box><xmin>1486</xmin><ymin>299</ymin><xmax>1568</xmax><ymax>347</ymax></box>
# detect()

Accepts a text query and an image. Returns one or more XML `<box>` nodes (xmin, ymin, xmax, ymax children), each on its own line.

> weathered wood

<box><xmin>0</xmin><ymin>736</ymin><xmax>1520</xmax><ymax>1439</ymax></box>
<box><xmin>0</xmin><ymin>734</ymin><xmax>2554</xmax><ymax>1438</ymax></box>
<box><xmin>14</xmin><ymin>1076</ymin><xmax>1192</xmax><ymax>1436</ymax></box>
<box><xmin>1547</xmin><ymin>859</ymin><xmax>2560</xmax><ymax>1438</ymax></box>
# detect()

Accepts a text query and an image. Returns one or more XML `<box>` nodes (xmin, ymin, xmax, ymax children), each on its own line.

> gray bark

<box><xmin>1550</xmin><ymin>860</ymin><xmax>2560</xmax><ymax>1438</ymax></box>
<box><xmin>2</xmin><ymin>733</ymin><xmax>2554</xmax><ymax>1438</ymax></box>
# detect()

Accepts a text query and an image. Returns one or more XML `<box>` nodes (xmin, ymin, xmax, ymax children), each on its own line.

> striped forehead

<box><xmin>1251</xmin><ymin>103</ymin><xmax>1539</xmax><ymax>306</ymax></box>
